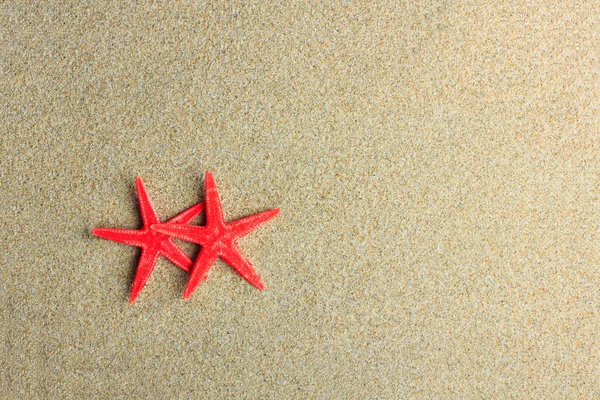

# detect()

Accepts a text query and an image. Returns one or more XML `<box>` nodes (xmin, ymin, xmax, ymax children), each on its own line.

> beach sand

<box><xmin>1</xmin><ymin>1</ymin><xmax>599</xmax><ymax>397</ymax></box>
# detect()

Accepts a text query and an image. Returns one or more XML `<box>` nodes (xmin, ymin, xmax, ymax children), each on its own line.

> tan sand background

<box><xmin>1</xmin><ymin>1</ymin><xmax>600</xmax><ymax>398</ymax></box>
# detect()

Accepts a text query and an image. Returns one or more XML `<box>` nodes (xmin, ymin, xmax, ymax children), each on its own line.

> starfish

<box><xmin>92</xmin><ymin>177</ymin><xmax>205</xmax><ymax>303</ymax></box>
<box><xmin>151</xmin><ymin>171</ymin><xmax>279</xmax><ymax>299</ymax></box>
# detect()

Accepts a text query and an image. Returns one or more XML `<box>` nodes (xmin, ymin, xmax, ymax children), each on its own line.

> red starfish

<box><xmin>92</xmin><ymin>177</ymin><xmax>205</xmax><ymax>303</ymax></box>
<box><xmin>151</xmin><ymin>171</ymin><xmax>279</xmax><ymax>299</ymax></box>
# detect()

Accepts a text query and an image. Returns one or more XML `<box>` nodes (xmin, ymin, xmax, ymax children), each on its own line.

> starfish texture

<box><xmin>152</xmin><ymin>171</ymin><xmax>280</xmax><ymax>299</ymax></box>
<box><xmin>92</xmin><ymin>177</ymin><xmax>204</xmax><ymax>303</ymax></box>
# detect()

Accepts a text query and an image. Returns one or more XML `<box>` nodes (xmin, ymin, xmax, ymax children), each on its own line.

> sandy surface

<box><xmin>2</xmin><ymin>1</ymin><xmax>600</xmax><ymax>398</ymax></box>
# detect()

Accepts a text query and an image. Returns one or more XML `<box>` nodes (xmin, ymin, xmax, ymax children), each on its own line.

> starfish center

<box><xmin>208</xmin><ymin>226</ymin><xmax>235</xmax><ymax>249</ymax></box>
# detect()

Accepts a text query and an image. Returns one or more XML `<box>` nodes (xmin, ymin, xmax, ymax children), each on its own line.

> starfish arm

<box><xmin>160</xmin><ymin>239</ymin><xmax>193</xmax><ymax>272</ymax></box>
<box><xmin>167</xmin><ymin>202</ymin><xmax>205</xmax><ymax>225</ymax></box>
<box><xmin>184</xmin><ymin>247</ymin><xmax>219</xmax><ymax>299</ymax></box>
<box><xmin>228</xmin><ymin>208</ymin><xmax>280</xmax><ymax>239</ymax></box>
<box><xmin>151</xmin><ymin>223</ymin><xmax>210</xmax><ymax>245</ymax></box>
<box><xmin>220</xmin><ymin>246</ymin><xmax>265</xmax><ymax>290</ymax></box>
<box><xmin>92</xmin><ymin>228</ymin><xmax>149</xmax><ymax>248</ymax></box>
<box><xmin>204</xmin><ymin>171</ymin><xmax>225</xmax><ymax>226</ymax></box>
<box><xmin>136</xmin><ymin>177</ymin><xmax>160</xmax><ymax>226</ymax></box>
<box><xmin>130</xmin><ymin>248</ymin><xmax>160</xmax><ymax>303</ymax></box>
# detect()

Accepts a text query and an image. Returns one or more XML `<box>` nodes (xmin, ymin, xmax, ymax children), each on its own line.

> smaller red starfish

<box><xmin>152</xmin><ymin>171</ymin><xmax>279</xmax><ymax>299</ymax></box>
<box><xmin>92</xmin><ymin>177</ymin><xmax>205</xmax><ymax>303</ymax></box>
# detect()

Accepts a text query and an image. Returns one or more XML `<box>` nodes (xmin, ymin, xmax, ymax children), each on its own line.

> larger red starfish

<box><xmin>92</xmin><ymin>177</ymin><xmax>205</xmax><ymax>303</ymax></box>
<box><xmin>152</xmin><ymin>171</ymin><xmax>279</xmax><ymax>299</ymax></box>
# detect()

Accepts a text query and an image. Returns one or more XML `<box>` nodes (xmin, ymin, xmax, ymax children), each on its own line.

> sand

<box><xmin>1</xmin><ymin>1</ymin><xmax>600</xmax><ymax>398</ymax></box>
